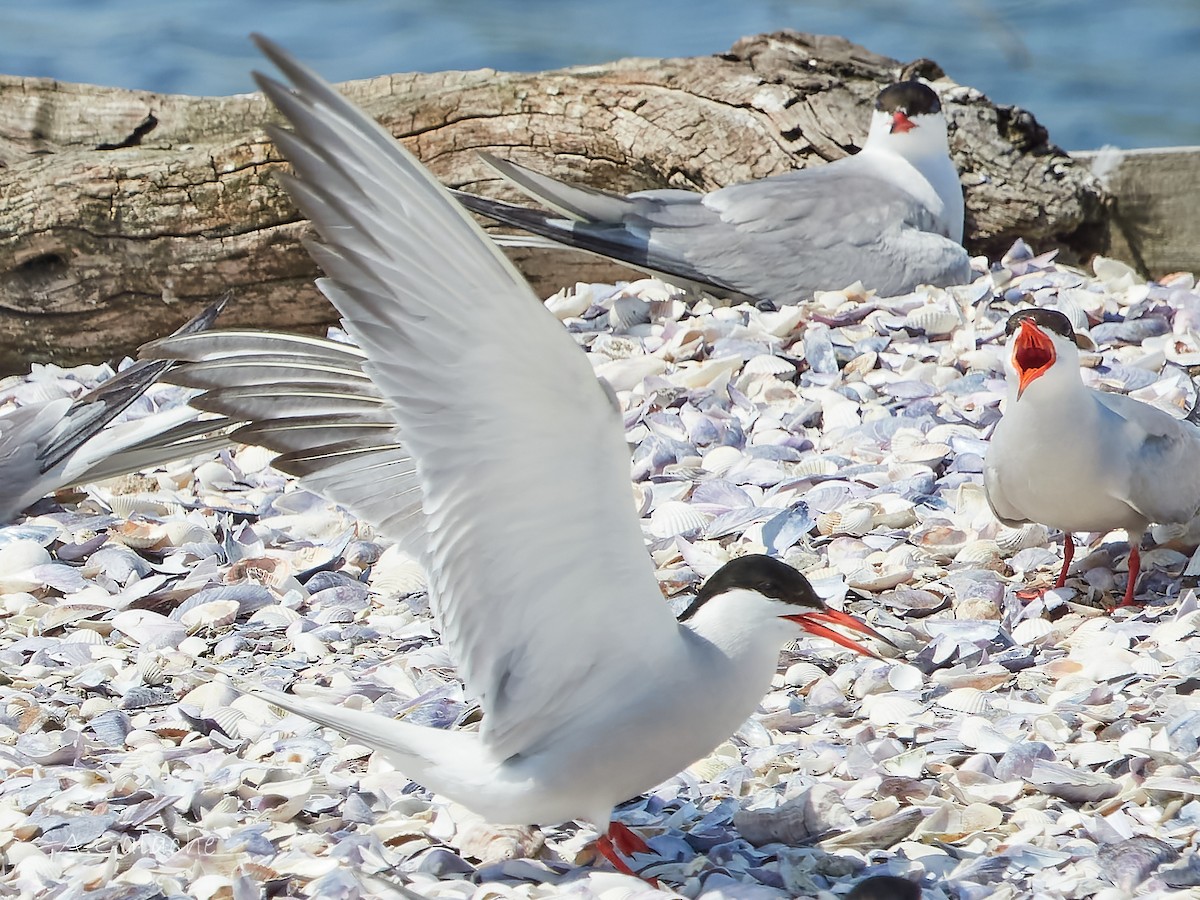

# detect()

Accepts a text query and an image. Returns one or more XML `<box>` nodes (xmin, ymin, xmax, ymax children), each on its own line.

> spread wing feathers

<box><xmin>1096</xmin><ymin>391</ymin><xmax>1200</xmax><ymax>525</ymax></box>
<box><xmin>218</xmin><ymin>36</ymin><xmax>676</xmax><ymax>761</ymax></box>
<box><xmin>144</xmin><ymin>329</ymin><xmax>428</xmax><ymax>551</ymax></box>
<box><xmin>0</xmin><ymin>298</ymin><xmax>227</xmax><ymax>523</ymax></box>
<box><xmin>462</xmin><ymin>152</ymin><xmax>970</xmax><ymax>304</ymax></box>
<box><xmin>71</xmin><ymin>416</ymin><xmax>240</xmax><ymax>485</ymax></box>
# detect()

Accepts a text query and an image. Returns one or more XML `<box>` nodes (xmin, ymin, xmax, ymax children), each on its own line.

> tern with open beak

<box><xmin>154</xmin><ymin>36</ymin><xmax>897</xmax><ymax>881</ymax></box>
<box><xmin>984</xmin><ymin>308</ymin><xmax>1200</xmax><ymax>607</ymax></box>
<box><xmin>452</xmin><ymin>80</ymin><xmax>968</xmax><ymax>305</ymax></box>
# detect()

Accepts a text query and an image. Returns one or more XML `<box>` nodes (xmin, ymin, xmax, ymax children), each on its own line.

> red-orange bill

<box><xmin>783</xmin><ymin>608</ymin><xmax>897</xmax><ymax>659</ymax></box>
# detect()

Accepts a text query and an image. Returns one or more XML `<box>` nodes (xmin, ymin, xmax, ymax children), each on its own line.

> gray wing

<box><xmin>144</xmin><ymin>330</ymin><xmax>430</xmax><ymax>553</ymax></box>
<box><xmin>1097</xmin><ymin>391</ymin><xmax>1200</xmax><ymax>525</ymax></box>
<box><xmin>187</xmin><ymin>36</ymin><xmax>678</xmax><ymax>763</ymax></box>
<box><xmin>0</xmin><ymin>299</ymin><xmax>228</xmax><ymax>523</ymax></box>
<box><xmin>666</xmin><ymin>165</ymin><xmax>971</xmax><ymax>300</ymax></box>
<box><xmin>466</xmin><ymin>153</ymin><xmax>970</xmax><ymax>304</ymax></box>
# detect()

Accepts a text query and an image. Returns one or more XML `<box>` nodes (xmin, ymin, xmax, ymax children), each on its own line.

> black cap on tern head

<box><xmin>679</xmin><ymin>554</ymin><xmax>820</xmax><ymax>621</ymax></box>
<box><xmin>1005</xmin><ymin>307</ymin><xmax>1082</xmax><ymax>343</ymax></box>
<box><xmin>875</xmin><ymin>81</ymin><xmax>942</xmax><ymax>117</ymax></box>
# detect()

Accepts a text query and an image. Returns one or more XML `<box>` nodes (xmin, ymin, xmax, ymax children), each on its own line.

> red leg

<box><xmin>608</xmin><ymin>821</ymin><xmax>651</xmax><ymax>856</ymax></box>
<box><xmin>594</xmin><ymin>823</ymin><xmax>658</xmax><ymax>887</ymax></box>
<box><xmin>1054</xmin><ymin>532</ymin><xmax>1074</xmax><ymax>589</ymax></box>
<box><xmin>1018</xmin><ymin>532</ymin><xmax>1075</xmax><ymax>600</ymax></box>
<box><xmin>1118</xmin><ymin>543</ymin><xmax>1141</xmax><ymax>607</ymax></box>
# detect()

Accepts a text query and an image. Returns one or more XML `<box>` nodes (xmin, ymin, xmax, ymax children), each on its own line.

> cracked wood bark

<box><xmin>0</xmin><ymin>30</ymin><xmax>1109</xmax><ymax>374</ymax></box>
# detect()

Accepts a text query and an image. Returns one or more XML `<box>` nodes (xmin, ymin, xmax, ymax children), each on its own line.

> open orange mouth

<box><xmin>1013</xmin><ymin>319</ymin><xmax>1056</xmax><ymax>397</ymax></box>
<box><xmin>891</xmin><ymin>111</ymin><xmax>916</xmax><ymax>134</ymax></box>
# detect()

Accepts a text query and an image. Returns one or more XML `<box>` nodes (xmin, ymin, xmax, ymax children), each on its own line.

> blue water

<box><xmin>5</xmin><ymin>0</ymin><xmax>1199</xmax><ymax>150</ymax></box>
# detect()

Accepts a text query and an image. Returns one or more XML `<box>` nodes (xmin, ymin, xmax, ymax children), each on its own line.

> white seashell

<box><xmin>136</xmin><ymin>655</ymin><xmax>167</xmax><ymax>686</ymax></box>
<box><xmin>846</xmin><ymin>566</ymin><xmax>912</xmax><ymax>591</ymax></box>
<box><xmin>368</xmin><ymin>546</ymin><xmax>427</xmax><ymax>596</ymax></box>
<box><xmin>591</xmin><ymin>355</ymin><xmax>667</xmax><ymax>393</ymax></box>
<box><xmin>62</xmin><ymin>627</ymin><xmax>105</xmax><ymax>646</ymax></box>
<box><xmin>544</xmin><ymin>282</ymin><xmax>593</xmax><ymax>320</ymax></box>
<box><xmin>742</xmin><ymin>354</ymin><xmax>796</xmax><ymax>378</ymax></box>
<box><xmin>194</xmin><ymin>460</ymin><xmax>237</xmax><ymax>491</ymax></box>
<box><xmin>958</xmin><ymin>715</ymin><xmax>1014</xmax><ymax>753</ymax></box>
<box><xmin>793</xmin><ymin>456</ymin><xmax>839</xmax><ymax>479</ymax></box>
<box><xmin>107</xmin><ymin>494</ymin><xmax>177</xmax><ymax>518</ymax></box>
<box><xmin>1092</xmin><ymin>255</ymin><xmax>1139</xmax><ymax>289</ymax></box>
<box><xmin>843</xmin><ymin>351</ymin><xmax>877</xmax><ymax>378</ymax></box>
<box><xmin>233</xmin><ymin>443</ymin><xmax>278</xmax><ymax>474</ymax></box>
<box><xmin>111</xmin><ymin>610</ymin><xmax>187</xmax><ymax>650</ymax></box>
<box><xmin>995</xmin><ymin>523</ymin><xmax>1048</xmax><ymax>553</ymax></box>
<box><xmin>893</xmin><ymin>440</ymin><xmax>952</xmax><ymax>466</ymax></box>
<box><xmin>904</xmin><ymin>304</ymin><xmax>960</xmax><ymax>337</ymax></box>
<box><xmin>913</xmin><ymin>802</ymin><xmax>1003</xmax><ymax>841</ymax></box>
<box><xmin>0</xmin><ymin>540</ymin><xmax>52</xmax><ymax>590</ymax></box>
<box><xmin>163</xmin><ymin>520</ymin><xmax>214</xmax><ymax>547</ymax></box>
<box><xmin>816</xmin><ymin>505</ymin><xmax>873</xmax><ymax>537</ymax></box>
<box><xmin>248</xmin><ymin>605</ymin><xmax>303</xmax><ymax>627</ymax></box>
<box><xmin>701</xmin><ymin>445</ymin><xmax>744</xmax><ymax>474</ymax></box>
<box><xmin>935</xmin><ymin>688</ymin><xmax>989</xmax><ymax>715</ymax></box>
<box><xmin>455</xmin><ymin>821</ymin><xmax>544</xmax><ymax>864</ymax></box>
<box><xmin>887</xmin><ymin>664</ymin><xmax>924</xmax><ymax>692</ymax></box>
<box><xmin>649</xmin><ymin>501</ymin><xmax>710</xmax><ymax>538</ymax></box>
<box><xmin>860</xmin><ymin>694</ymin><xmax>925</xmax><ymax>726</ymax></box>
<box><xmin>291</xmin><ymin>632</ymin><xmax>328</xmax><ymax>657</ymax></box>
<box><xmin>1012</xmin><ymin>618</ymin><xmax>1054</xmax><ymax>644</ymax></box>
<box><xmin>869</xmin><ymin>494</ymin><xmax>916</xmax><ymax>528</ymax></box>
<box><xmin>668</xmin><ymin>356</ymin><xmax>743</xmax><ymax>391</ymax></box>
<box><xmin>784</xmin><ymin>662</ymin><xmax>826</xmax><ymax>687</ymax></box>
<box><xmin>110</xmin><ymin>520</ymin><xmax>168</xmax><ymax>551</ymax></box>
<box><xmin>180</xmin><ymin>600</ymin><xmax>240</xmax><ymax>631</ymax></box>
<box><xmin>953</xmin><ymin>540</ymin><xmax>1003</xmax><ymax>569</ymax></box>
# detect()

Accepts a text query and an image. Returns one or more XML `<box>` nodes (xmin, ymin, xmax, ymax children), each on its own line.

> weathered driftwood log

<box><xmin>0</xmin><ymin>30</ymin><xmax>1108</xmax><ymax>374</ymax></box>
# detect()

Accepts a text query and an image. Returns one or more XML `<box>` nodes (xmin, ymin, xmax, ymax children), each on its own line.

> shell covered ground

<box><xmin>1</xmin><ymin>244</ymin><xmax>1199</xmax><ymax>899</ymax></box>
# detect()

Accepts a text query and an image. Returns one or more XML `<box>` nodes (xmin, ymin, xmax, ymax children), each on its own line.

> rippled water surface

<box><xmin>6</xmin><ymin>0</ymin><xmax>1199</xmax><ymax>149</ymax></box>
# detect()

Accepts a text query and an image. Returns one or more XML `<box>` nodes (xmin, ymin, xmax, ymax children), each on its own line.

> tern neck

<box><xmin>863</xmin><ymin>111</ymin><xmax>963</xmax><ymax>243</ymax></box>
<box><xmin>681</xmin><ymin>587</ymin><xmax>800</xmax><ymax>662</ymax></box>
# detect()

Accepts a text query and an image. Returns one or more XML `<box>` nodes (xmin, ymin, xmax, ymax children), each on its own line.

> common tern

<box><xmin>152</xmin><ymin>36</ymin><xmax>896</xmax><ymax>881</ymax></box>
<box><xmin>452</xmin><ymin>80</ymin><xmax>969</xmax><ymax>305</ymax></box>
<box><xmin>0</xmin><ymin>299</ymin><xmax>233</xmax><ymax>524</ymax></box>
<box><xmin>984</xmin><ymin>308</ymin><xmax>1200</xmax><ymax>606</ymax></box>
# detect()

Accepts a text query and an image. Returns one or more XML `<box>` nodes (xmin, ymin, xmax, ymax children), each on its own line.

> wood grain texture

<box><xmin>0</xmin><ymin>31</ymin><xmax>1109</xmax><ymax>373</ymax></box>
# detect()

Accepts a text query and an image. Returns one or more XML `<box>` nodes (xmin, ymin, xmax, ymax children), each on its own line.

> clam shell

<box><xmin>953</xmin><ymin>540</ymin><xmax>1003</xmax><ymax>570</ymax></box>
<box><xmin>887</xmin><ymin>664</ymin><xmax>924</xmax><ymax>692</ymax></box>
<box><xmin>742</xmin><ymin>354</ymin><xmax>796</xmax><ymax>378</ymax></box>
<box><xmin>783</xmin><ymin>662</ymin><xmax>826</xmax><ymax>687</ymax></box>
<box><xmin>180</xmin><ymin>599</ymin><xmax>240</xmax><ymax>631</ymax></box>
<box><xmin>905</xmin><ymin>304</ymin><xmax>960</xmax><ymax>337</ymax></box>
<box><xmin>816</xmin><ymin>505</ymin><xmax>873</xmax><ymax>537</ymax></box>
<box><xmin>368</xmin><ymin>546</ymin><xmax>427</xmax><ymax>595</ymax></box>
<box><xmin>1012</xmin><ymin>617</ymin><xmax>1054</xmax><ymax>644</ymax></box>
<box><xmin>995</xmin><ymin>523</ymin><xmax>1048</xmax><ymax>553</ymax></box>
<box><xmin>248</xmin><ymin>605</ymin><xmax>303</xmax><ymax>627</ymax></box>
<box><xmin>793</xmin><ymin>456</ymin><xmax>839</xmax><ymax>479</ymax></box>
<box><xmin>107</xmin><ymin>494</ymin><xmax>179</xmax><ymax>518</ymax></box>
<box><xmin>843</xmin><ymin>351</ymin><xmax>878</xmax><ymax>378</ymax></box>
<box><xmin>935</xmin><ymin>688</ymin><xmax>989</xmax><ymax>715</ymax></box>
<box><xmin>649</xmin><ymin>501</ymin><xmax>710</xmax><ymax>538</ymax></box>
<box><xmin>110</xmin><ymin>520</ymin><xmax>168</xmax><ymax>551</ymax></box>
